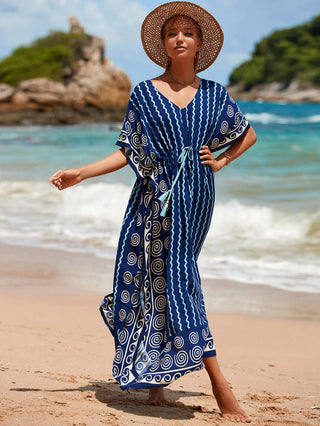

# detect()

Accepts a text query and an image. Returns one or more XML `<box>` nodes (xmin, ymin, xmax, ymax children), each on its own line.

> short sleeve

<box><xmin>209</xmin><ymin>87</ymin><xmax>250</xmax><ymax>152</ymax></box>
<box><xmin>116</xmin><ymin>90</ymin><xmax>156</xmax><ymax>180</ymax></box>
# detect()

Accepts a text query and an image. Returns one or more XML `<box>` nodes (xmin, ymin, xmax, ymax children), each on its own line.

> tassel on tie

<box><xmin>158</xmin><ymin>189</ymin><xmax>172</xmax><ymax>217</ymax></box>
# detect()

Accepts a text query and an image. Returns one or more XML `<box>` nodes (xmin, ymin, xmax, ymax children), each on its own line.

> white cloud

<box><xmin>0</xmin><ymin>0</ymin><xmax>147</xmax><ymax>55</ymax></box>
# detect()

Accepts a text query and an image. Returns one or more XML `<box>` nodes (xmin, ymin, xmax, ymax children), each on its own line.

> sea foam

<box><xmin>245</xmin><ymin>112</ymin><xmax>320</xmax><ymax>125</ymax></box>
<box><xmin>1</xmin><ymin>180</ymin><xmax>319</xmax><ymax>293</ymax></box>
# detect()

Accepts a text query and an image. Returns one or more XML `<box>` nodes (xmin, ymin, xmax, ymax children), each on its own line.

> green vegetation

<box><xmin>0</xmin><ymin>31</ymin><xmax>91</xmax><ymax>87</ymax></box>
<box><xmin>229</xmin><ymin>15</ymin><xmax>320</xmax><ymax>89</ymax></box>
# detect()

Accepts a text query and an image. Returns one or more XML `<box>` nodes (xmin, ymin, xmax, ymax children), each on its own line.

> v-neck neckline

<box><xmin>148</xmin><ymin>79</ymin><xmax>202</xmax><ymax>111</ymax></box>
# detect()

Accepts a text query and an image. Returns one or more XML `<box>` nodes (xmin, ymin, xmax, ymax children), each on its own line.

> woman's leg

<box><xmin>203</xmin><ymin>356</ymin><xmax>251</xmax><ymax>423</ymax></box>
<box><xmin>148</xmin><ymin>387</ymin><xmax>167</xmax><ymax>405</ymax></box>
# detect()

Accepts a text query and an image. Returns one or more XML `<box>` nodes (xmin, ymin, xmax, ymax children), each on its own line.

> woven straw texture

<box><xmin>141</xmin><ymin>1</ymin><xmax>224</xmax><ymax>72</ymax></box>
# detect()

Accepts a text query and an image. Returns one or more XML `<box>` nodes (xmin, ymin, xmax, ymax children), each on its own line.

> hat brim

<box><xmin>141</xmin><ymin>1</ymin><xmax>224</xmax><ymax>72</ymax></box>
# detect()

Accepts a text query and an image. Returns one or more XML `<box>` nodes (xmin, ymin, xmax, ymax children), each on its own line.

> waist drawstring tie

<box><xmin>158</xmin><ymin>146</ymin><xmax>193</xmax><ymax>217</ymax></box>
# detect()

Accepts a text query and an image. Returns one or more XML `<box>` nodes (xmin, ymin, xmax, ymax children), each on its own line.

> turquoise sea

<box><xmin>0</xmin><ymin>99</ymin><xmax>319</xmax><ymax>293</ymax></box>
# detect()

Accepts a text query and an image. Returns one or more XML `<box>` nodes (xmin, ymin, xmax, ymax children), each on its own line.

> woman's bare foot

<box><xmin>212</xmin><ymin>379</ymin><xmax>251</xmax><ymax>423</ymax></box>
<box><xmin>203</xmin><ymin>356</ymin><xmax>251</xmax><ymax>423</ymax></box>
<box><xmin>148</xmin><ymin>387</ymin><xmax>167</xmax><ymax>406</ymax></box>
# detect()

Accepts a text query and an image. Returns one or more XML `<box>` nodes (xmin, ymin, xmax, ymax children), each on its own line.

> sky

<box><xmin>0</xmin><ymin>0</ymin><xmax>319</xmax><ymax>87</ymax></box>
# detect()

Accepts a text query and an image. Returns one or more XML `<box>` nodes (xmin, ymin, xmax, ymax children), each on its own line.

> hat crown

<box><xmin>141</xmin><ymin>1</ymin><xmax>224</xmax><ymax>72</ymax></box>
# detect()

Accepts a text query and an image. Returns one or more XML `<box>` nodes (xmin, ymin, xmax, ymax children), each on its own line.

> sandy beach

<box><xmin>0</xmin><ymin>242</ymin><xmax>320</xmax><ymax>425</ymax></box>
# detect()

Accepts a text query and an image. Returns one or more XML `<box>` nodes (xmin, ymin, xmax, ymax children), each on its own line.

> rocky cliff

<box><xmin>227</xmin><ymin>80</ymin><xmax>320</xmax><ymax>103</ymax></box>
<box><xmin>0</xmin><ymin>18</ymin><xmax>131</xmax><ymax>125</ymax></box>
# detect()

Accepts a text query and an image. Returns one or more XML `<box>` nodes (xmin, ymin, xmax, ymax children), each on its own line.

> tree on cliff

<box><xmin>0</xmin><ymin>31</ymin><xmax>94</xmax><ymax>87</ymax></box>
<box><xmin>229</xmin><ymin>15</ymin><xmax>320</xmax><ymax>89</ymax></box>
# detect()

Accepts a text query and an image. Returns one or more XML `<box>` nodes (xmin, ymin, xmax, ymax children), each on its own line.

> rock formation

<box><xmin>0</xmin><ymin>18</ymin><xmax>131</xmax><ymax>125</ymax></box>
<box><xmin>227</xmin><ymin>81</ymin><xmax>320</xmax><ymax>103</ymax></box>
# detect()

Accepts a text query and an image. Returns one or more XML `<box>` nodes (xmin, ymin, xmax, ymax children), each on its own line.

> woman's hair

<box><xmin>160</xmin><ymin>14</ymin><xmax>203</xmax><ymax>43</ymax></box>
<box><xmin>160</xmin><ymin>14</ymin><xmax>202</xmax><ymax>71</ymax></box>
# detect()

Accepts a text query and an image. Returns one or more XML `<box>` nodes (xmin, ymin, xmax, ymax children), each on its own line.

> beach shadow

<box><xmin>91</xmin><ymin>381</ymin><xmax>214</xmax><ymax>420</ymax></box>
<box><xmin>11</xmin><ymin>380</ymin><xmax>218</xmax><ymax>420</ymax></box>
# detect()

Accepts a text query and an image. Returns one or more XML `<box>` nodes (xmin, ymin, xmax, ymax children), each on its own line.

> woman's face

<box><xmin>162</xmin><ymin>15</ymin><xmax>202</xmax><ymax>63</ymax></box>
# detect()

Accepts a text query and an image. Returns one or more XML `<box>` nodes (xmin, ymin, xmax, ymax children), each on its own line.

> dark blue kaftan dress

<box><xmin>100</xmin><ymin>79</ymin><xmax>250</xmax><ymax>390</ymax></box>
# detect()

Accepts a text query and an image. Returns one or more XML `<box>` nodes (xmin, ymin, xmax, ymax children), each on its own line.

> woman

<box><xmin>50</xmin><ymin>1</ymin><xmax>256</xmax><ymax>422</ymax></box>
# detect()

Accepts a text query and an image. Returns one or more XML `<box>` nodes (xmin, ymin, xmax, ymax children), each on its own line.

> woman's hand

<box><xmin>199</xmin><ymin>145</ymin><xmax>225</xmax><ymax>173</ymax></box>
<box><xmin>49</xmin><ymin>168</ymin><xmax>82</xmax><ymax>191</ymax></box>
<box><xmin>49</xmin><ymin>149</ymin><xmax>128</xmax><ymax>190</ymax></box>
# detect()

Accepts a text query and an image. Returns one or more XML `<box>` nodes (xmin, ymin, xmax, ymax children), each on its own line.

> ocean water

<box><xmin>0</xmin><ymin>100</ymin><xmax>319</xmax><ymax>293</ymax></box>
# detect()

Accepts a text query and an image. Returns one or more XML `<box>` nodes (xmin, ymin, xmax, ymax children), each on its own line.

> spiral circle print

<box><xmin>207</xmin><ymin>339</ymin><xmax>214</xmax><ymax>351</ymax></box>
<box><xmin>142</xmin><ymin>134</ymin><xmax>148</xmax><ymax>146</ymax></box>
<box><xmin>115</xmin><ymin>347</ymin><xmax>123</xmax><ymax>363</ymax></box>
<box><xmin>164</xmin><ymin>236</ymin><xmax>170</xmax><ymax>250</ymax></box>
<box><xmin>227</xmin><ymin>104</ymin><xmax>234</xmax><ymax>117</ymax></box>
<box><xmin>144</xmin><ymin>192</ymin><xmax>153</xmax><ymax>208</ymax></box>
<box><xmin>136</xmin><ymin>212</ymin><xmax>142</xmax><ymax>227</ymax></box>
<box><xmin>162</xmin><ymin>217</ymin><xmax>170</xmax><ymax>231</ymax></box>
<box><xmin>151</xmin><ymin>239</ymin><xmax>163</xmax><ymax>257</ymax></box>
<box><xmin>149</xmin><ymin>358</ymin><xmax>160</xmax><ymax>372</ymax></box>
<box><xmin>137</xmin><ymin>254</ymin><xmax>143</xmax><ymax>269</ymax></box>
<box><xmin>149</xmin><ymin>332</ymin><xmax>164</xmax><ymax>348</ymax></box>
<box><xmin>131</xmin><ymin>233</ymin><xmax>140</xmax><ymax>247</ymax></box>
<box><xmin>189</xmin><ymin>345</ymin><xmax>203</xmax><ymax>363</ymax></box>
<box><xmin>127</xmin><ymin>252</ymin><xmax>137</xmax><ymax>266</ymax></box>
<box><xmin>164</xmin><ymin>341</ymin><xmax>172</xmax><ymax>353</ymax></box>
<box><xmin>153</xmin><ymin>167</ymin><xmax>158</xmax><ymax>179</ymax></box>
<box><xmin>117</xmin><ymin>328</ymin><xmax>129</xmax><ymax>345</ymax></box>
<box><xmin>138</xmin><ymin>148</ymin><xmax>146</xmax><ymax>161</ymax></box>
<box><xmin>119</xmin><ymin>308</ymin><xmax>126</xmax><ymax>322</ymax></box>
<box><xmin>125</xmin><ymin>310</ymin><xmax>136</xmax><ymax>327</ymax></box>
<box><xmin>163</xmin><ymin>374</ymin><xmax>172</xmax><ymax>383</ymax></box>
<box><xmin>151</xmin><ymin>259</ymin><xmax>165</xmax><ymax>275</ymax></box>
<box><xmin>152</xmin><ymin>220</ymin><xmax>161</xmax><ymax>238</ymax></box>
<box><xmin>152</xmin><ymin>201</ymin><xmax>160</xmax><ymax>218</ymax></box>
<box><xmin>145</xmin><ymin>156</ymin><xmax>152</xmax><ymax>168</ymax></box>
<box><xmin>174</xmin><ymin>336</ymin><xmax>184</xmax><ymax>349</ymax></box>
<box><xmin>123</xmin><ymin>271</ymin><xmax>133</xmax><ymax>284</ymax></box>
<box><xmin>155</xmin><ymin>295</ymin><xmax>166</xmax><ymax>311</ymax></box>
<box><xmin>220</xmin><ymin>120</ymin><xmax>229</xmax><ymax>135</ymax></box>
<box><xmin>235</xmin><ymin>111</ymin><xmax>241</xmax><ymax>125</ymax></box>
<box><xmin>121</xmin><ymin>290</ymin><xmax>130</xmax><ymax>303</ymax></box>
<box><xmin>148</xmin><ymin>349</ymin><xmax>160</xmax><ymax>362</ymax></box>
<box><xmin>159</xmin><ymin>180</ymin><xmax>168</xmax><ymax>193</ymax></box>
<box><xmin>210</xmin><ymin>138</ymin><xmax>220</xmax><ymax>150</ymax></box>
<box><xmin>131</xmin><ymin>132</ymin><xmax>140</xmax><ymax>150</ymax></box>
<box><xmin>174</xmin><ymin>350</ymin><xmax>188</xmax><ymax>367</ymax></box>
<box><xmin>131</xmin><ymin>292</ymin><xmax>140</xmax><ymax>306</ymax></box>
<box><xmin>153</xmin><ymin>277</ymin><xmax>166</xmax><ymax>293</ymax></box>
<box><xmin>152</xmin><ymin>314</ymin><xmax>166</xmax><ymax>331</ymax></box>
<box><xmin>202</xmin><ymin>328</ymin><xmax>208</xmax><ymax>340</ymax></box>
<box><xmin>134</xmin><ymin>273</ymin><xmax>142</xmax><ymax>288</ymax></box>
<box><xmin>112</xmin><ymin>365</ymin><xmax>119</xmax><ymax>377</ymax></box>
<box><xmin>161</xmin><ymin>354</ymin><xmax>173</xmax><ymax>370</ymax></box>
<box><xmin>128</xmin><ymin>109</ymin><xmax>135</xmax><ymax>122</ymax></box>
<box><xmin>189</xmin><ymin>331</ymin><xmax>199</xmax><ymax>344</ymax></box>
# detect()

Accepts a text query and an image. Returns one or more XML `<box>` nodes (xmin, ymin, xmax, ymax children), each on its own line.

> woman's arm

<box><xmin>50</xmin><ymin>147</ymin><xmax>128</xmax><ymax>190</ymax></box>
<box><xmin>199</xmin><ymin>127</ymin><xmax>257</xmax><ymax>172</ymax></box>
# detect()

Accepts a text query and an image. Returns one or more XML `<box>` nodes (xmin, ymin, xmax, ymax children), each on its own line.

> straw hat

<box><xmin>141</xmin><ymin>1</ymin><xmax>224</xmax><ymax>72</ymax></box>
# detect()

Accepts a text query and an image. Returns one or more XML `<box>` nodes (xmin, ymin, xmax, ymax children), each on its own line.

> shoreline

<box><xmin>1</xmin><ymin>241</ymin><xmax>319</xmax><ymax>322</ymax></box>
